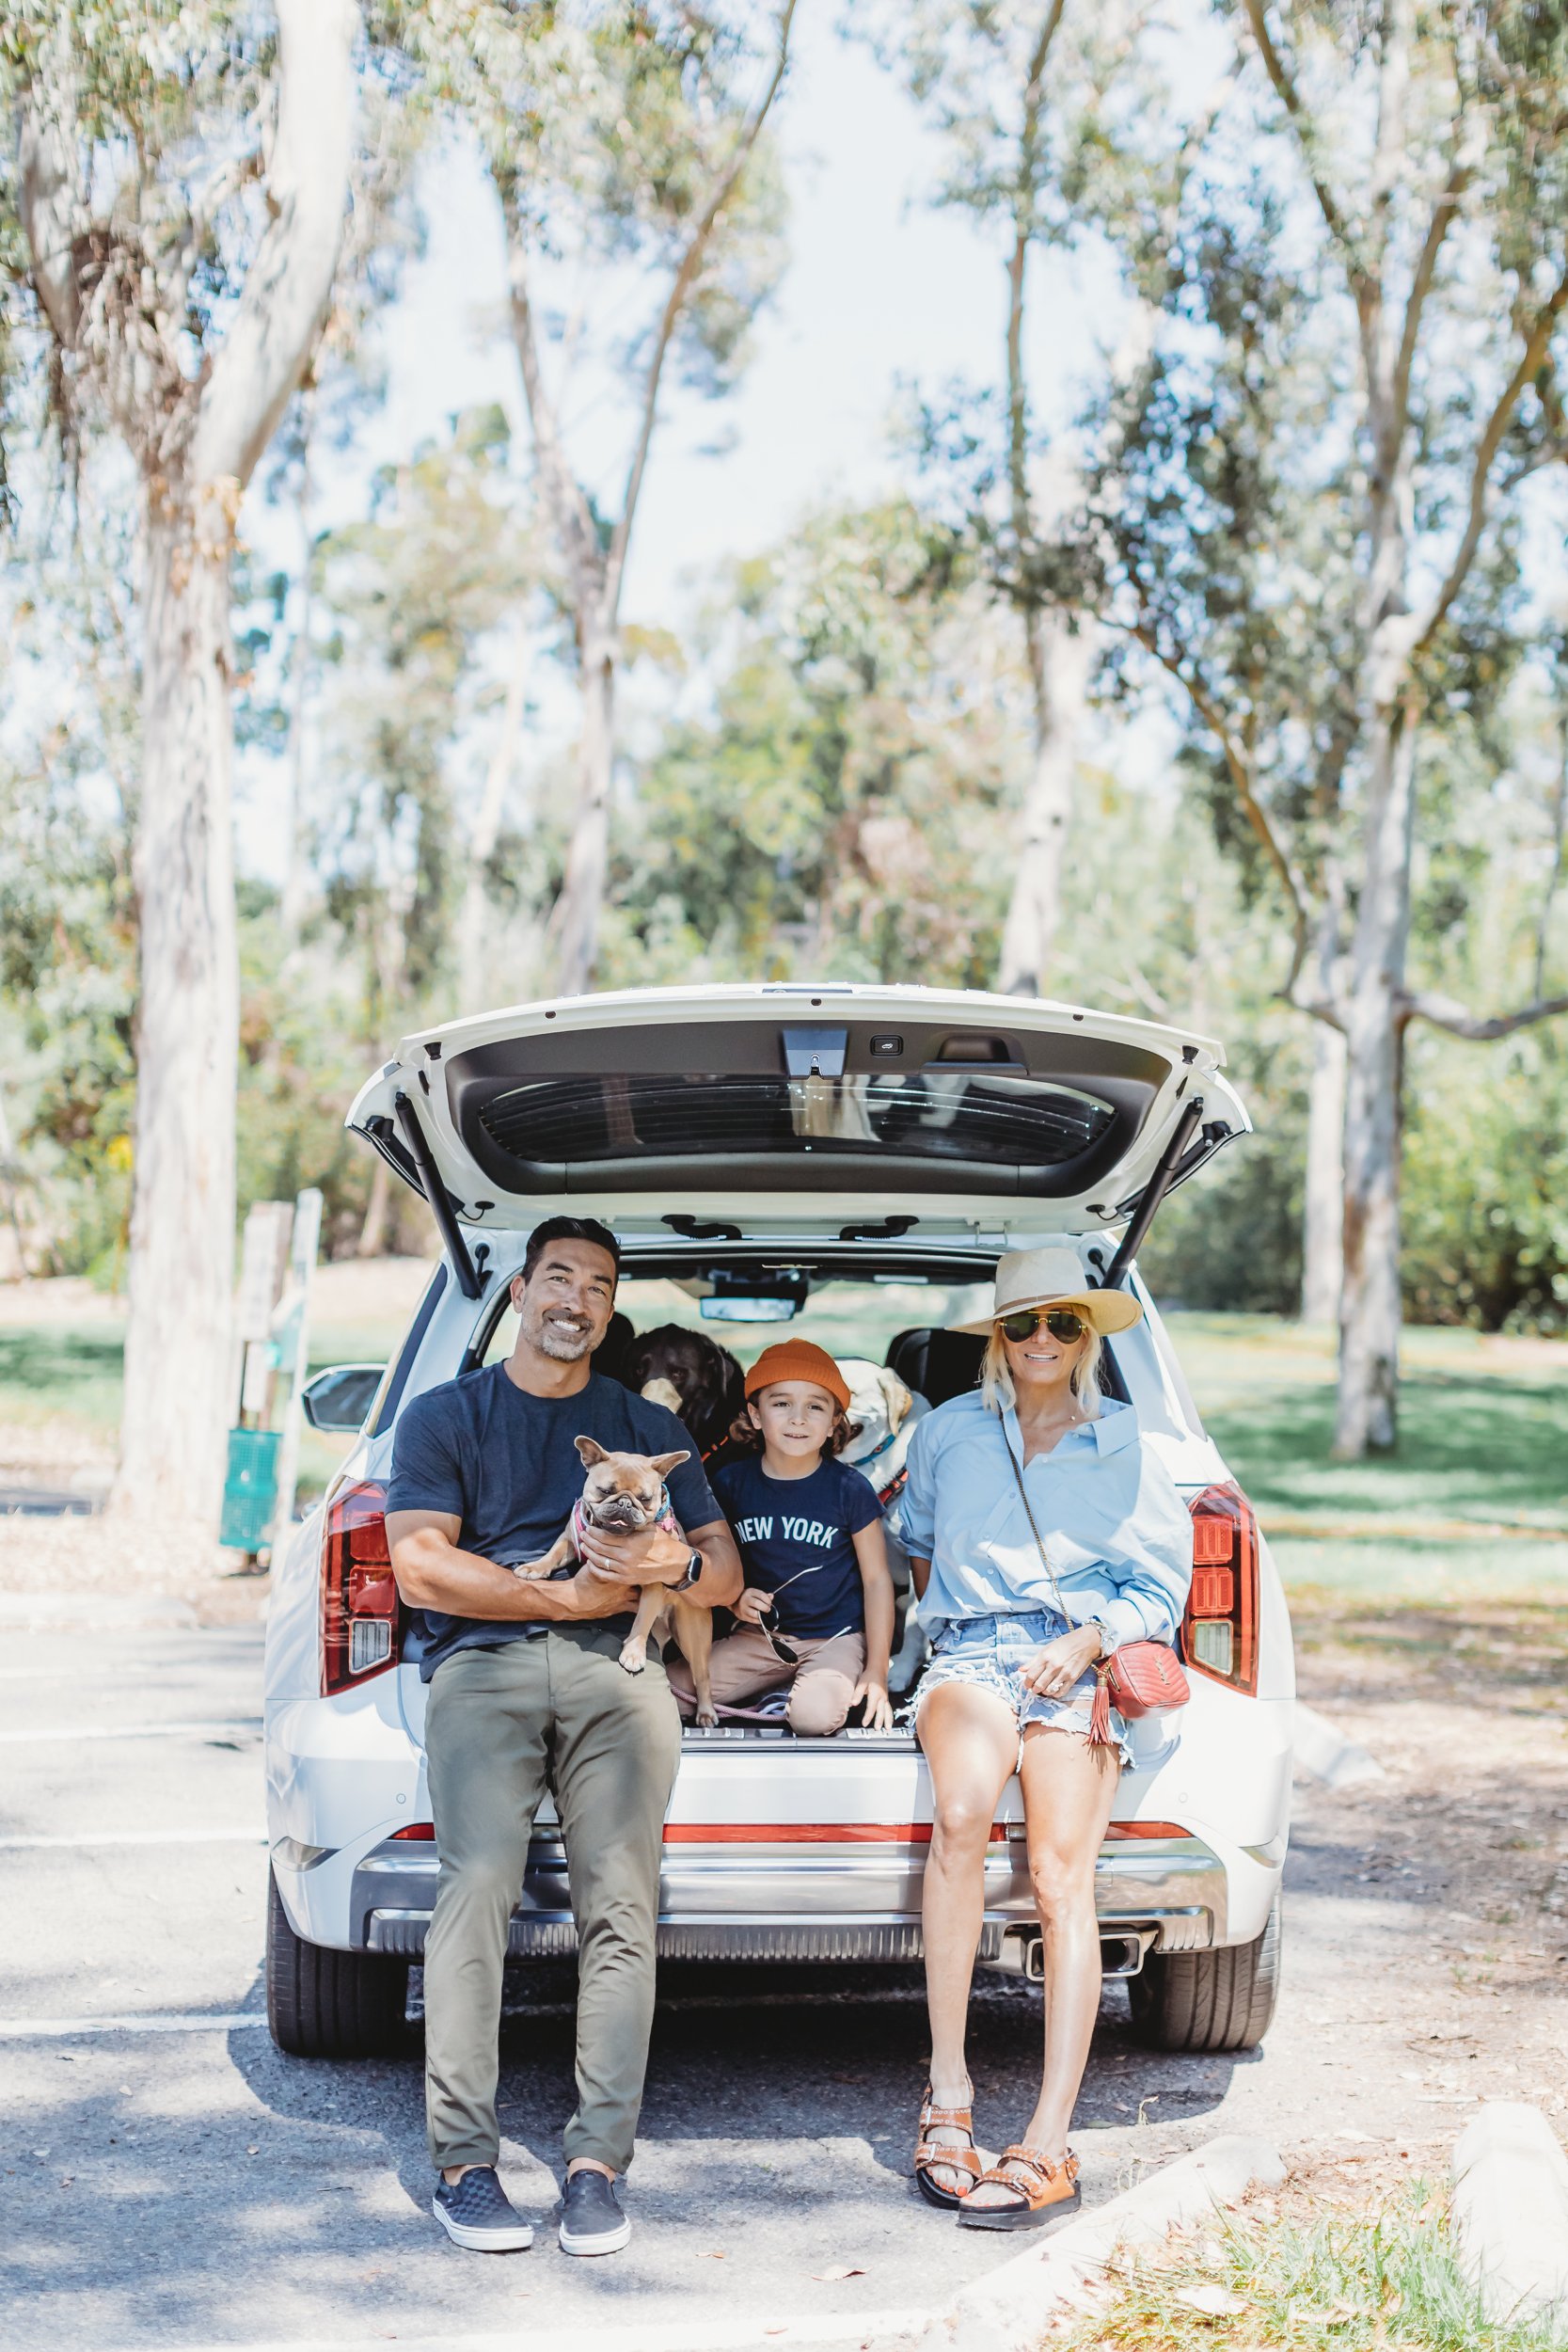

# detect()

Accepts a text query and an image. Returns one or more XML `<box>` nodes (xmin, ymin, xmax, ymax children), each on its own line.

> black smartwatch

<box><xmin>672</xmin><ymin>1549</ymin><xmax>703</xmax><ymax>1595</ymax></box>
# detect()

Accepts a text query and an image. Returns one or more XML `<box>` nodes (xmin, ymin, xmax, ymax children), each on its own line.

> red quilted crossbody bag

<box><xmin>1003</xmin><ymin>1433</ymin><xmax>1190</xmax><ymax>1746</ymax></box>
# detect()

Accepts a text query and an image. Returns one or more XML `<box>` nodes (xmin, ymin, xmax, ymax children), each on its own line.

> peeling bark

<box><xmin>1334</xmin><ymin>691</ymin><xmax>1416</xmax><ymax>1454</ymax></box>
<box><xmin>114</xmin><ymin>501</ymin><xmax>240</xmax><ymax>1523</ymax></box>
<box><xmin>1302</xmin><ymin>1017</ymin><xmax>1345</xmax><ymax>1324</ymax></box>
<box><xmin>998</xmin><ymin>611</ymin><xmax>1090</xmax><ymax>995</ymax></box>
<box><xmin>357</xmin><ymin>1156</ymin><xmax>391</xmax><ymax>1259</ymax></box>
<box><xmin>549</xmin><ymin>628</ymin><xmax>615</xmax><ymax>1000</ymax></box>
<box><xmin>459</xmin><ymin>620</ymin><xmax>531</xmax><ymax>1013</ymax></box>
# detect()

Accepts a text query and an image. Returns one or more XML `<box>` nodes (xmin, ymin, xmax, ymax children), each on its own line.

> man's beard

<box><xmin>532</xmin><ymin>1315</ymin><xmax>594</xmax><ymax>1361</ymax></box>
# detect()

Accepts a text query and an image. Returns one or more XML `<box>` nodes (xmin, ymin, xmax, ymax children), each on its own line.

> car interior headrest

<box><xmin>885</xmin><ymin>1324</ymin><xmax>1130</xmax><ymax>1408</ymax></box>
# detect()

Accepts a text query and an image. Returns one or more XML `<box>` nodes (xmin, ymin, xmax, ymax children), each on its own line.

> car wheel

<box><xmin>1127</xmin><ymin>1897</ymin><xmax>1281</xmax><ymax>2053</ymax></box>
<box><xmin>266</xmin><ymin>1867</ymin><xmax>409</xmax><ymax>2058</ymax></box>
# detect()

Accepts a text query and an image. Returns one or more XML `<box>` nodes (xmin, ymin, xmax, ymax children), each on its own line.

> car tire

<box><xmin>1127</xmin><ymin>1897</ymin><xmax>1281</xmax><ymax>2053</ymax></box>
<box><xmin>266</xmin><ymin>1867</ymin><xmax>409</xmax><ymax>2058</ymax></box>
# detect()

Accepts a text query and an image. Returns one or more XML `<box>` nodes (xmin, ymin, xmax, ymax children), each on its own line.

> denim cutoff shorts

<box><xmin>914</xmin><ymin>1608</ymin><xmax>1131</xmax><ymax>1768</ymax></box>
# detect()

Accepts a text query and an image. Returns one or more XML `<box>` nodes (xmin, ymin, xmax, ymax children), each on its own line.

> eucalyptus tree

<box><xmin>413</xmin><ymin>0</ymin><xmax>796</xmax><ymax>994</ymax></box>
<box><xmin>310</xmin><ymin>408</ymin><xmax>536</xmax><ymax>1086</ymax></box>
<box><xmin>2</xmin><ymin>1</ymin><xmax>359</xmax><ymax>1529</ymax></box>
<box><xmin>608</xmin><ymin>501</ymin><xmax>1022</xmax><ymax>986</ymax></box>
<box><xmin>1074</xmin><ymin>0</ymin><xmax>1568</xmax><ymax>1454</ymax></box>
<box><xmin>865</xmin><ymin>0</ymin><xmax>1207</xmax><ymax>997</ymax></box>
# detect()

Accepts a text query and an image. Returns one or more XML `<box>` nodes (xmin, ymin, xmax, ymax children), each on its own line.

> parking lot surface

<box><xmin>2</xmin><ymin>1615</ymin><xmax>1560</xmax><ymax>2350</ymax></box>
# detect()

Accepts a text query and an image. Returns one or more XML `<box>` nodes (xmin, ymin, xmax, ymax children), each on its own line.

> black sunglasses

<box><xmin>997</xmin><ymin>1306</ymin><xmax>1088</xmax><ymax>1344</ymax></box>
<box><xmin>758</xmin><ymin>1608</ymin><xmax>799</xmax><ymax>1665</ymax></box>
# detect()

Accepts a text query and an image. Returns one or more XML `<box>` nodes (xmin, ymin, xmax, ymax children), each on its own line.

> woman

<box><xmin>899</xmin><ymin>1247</ymin><xmax>1193</xmax><ymax>2232</ymax></box>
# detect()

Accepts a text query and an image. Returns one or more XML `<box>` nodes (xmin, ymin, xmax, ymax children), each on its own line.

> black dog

<box><xmin>618</xmin><ymin>1324</ymin><xmax>744</xmax><ymax>1457</ymax></box>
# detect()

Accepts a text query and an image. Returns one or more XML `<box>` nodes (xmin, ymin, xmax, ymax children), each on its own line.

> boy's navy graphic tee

<box><xmin>711</xmin><ymin>1454</ymin><xmax>882</xmax><ymax>1639</ymax></box>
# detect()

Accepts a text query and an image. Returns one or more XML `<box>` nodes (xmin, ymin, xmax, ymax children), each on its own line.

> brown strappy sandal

<box><xmin>912</xmin><ymin>2084</ymin><xmax>986</xmax><ymax>2210</ymax></box>
<box><xmin>958</xmin><ymin>2143</ymin><xmax>1081</xmax><ymax>2232</ymax></box>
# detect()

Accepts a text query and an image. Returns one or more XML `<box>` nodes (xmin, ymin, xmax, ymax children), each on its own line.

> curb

<box><xmin>1451</xmin><ymin>2101</ymin><xmax>1568</xmax><ymax>2333</ymax></box>
<box><xmin>868</xmin><ymin>2132</ymin><xmax>1285</xmax><ymax>2352</ymax></box>
<box><xmin>91</xmin><ymin>2321</ymin><xmax>932</xmax><ymax>2352</ymax></box>
<box><xmin>1292</xmin><ymin>1701</ymin><xmax>1386</xmax><ymax>1788</ymax></box>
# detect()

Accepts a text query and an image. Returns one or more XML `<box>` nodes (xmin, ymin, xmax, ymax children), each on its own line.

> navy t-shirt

<box><xmin>386</xmin><ymin>1363</ymin><xmax>720</xmax><ymax>1681</ymax></box>
<box><xmin>710</xmin><ymin>1453</ymin><xmax>882</xmax><ymax>1640</ymax></box>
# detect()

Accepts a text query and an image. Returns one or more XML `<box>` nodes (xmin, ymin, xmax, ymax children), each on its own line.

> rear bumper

<box><xmin>342</xmin><ymin>1832</ymin><xmax>1233</xmax><ymax>1972</ymax></box>
<box><xmin>268</xmin><ymin>1701</ymin><xmax>1291</xmax><ymax>1964</ymax></box>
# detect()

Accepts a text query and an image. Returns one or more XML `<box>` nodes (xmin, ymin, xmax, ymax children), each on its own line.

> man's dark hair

<box><xmin>519</xmin><ymin>1216</ymin><xmax>621</xmax><ymax>1286</ymax></box>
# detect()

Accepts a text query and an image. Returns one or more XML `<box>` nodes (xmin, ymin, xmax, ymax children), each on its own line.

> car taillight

<box><xmin>1183</xmin><ymin>1482</ymin><xmax>1259</xmax><ymax>1695</ymax></box>
<box><xmin>321</xmin><ymin>1479</ymin><xmax>401</xmax><ymax>1695</ymax></box>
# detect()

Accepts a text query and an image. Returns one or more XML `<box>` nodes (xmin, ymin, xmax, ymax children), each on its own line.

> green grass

<box><xmin>1061</xmin><ymin>2185</ymin><xmax>1564</xmax><ymax>2352</ymax></box>
<box><xmin>3</xmin><ymin>1295</ymin><xmax>1563</xmax><ymax>1587</ymax></box>
<box><xmin>0</xmin><ymin>1308</ymin><xmax>410</xmax><ymax>1499</ymax></box>
<box><xmin>0</xmin><ymin>1322</ymin><xmax>127</xmax><ymax>1438</ymax></box>
<box><xmin>1164</xmin><ymin>1312</ymin><xmax>1568</xmax><ymax>1600</ymax></box>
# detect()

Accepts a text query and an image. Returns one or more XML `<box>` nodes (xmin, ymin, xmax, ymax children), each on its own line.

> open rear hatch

<box><xmin>346</xmin><ymin>983</ymin><xmax>1248</xmax><ymax>1248</ymax></box>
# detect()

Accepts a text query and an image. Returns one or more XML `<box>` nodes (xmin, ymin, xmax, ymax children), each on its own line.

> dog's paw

<box><xmin>693</xmin><ymin>1704</ymin><xmax>719</xmax><ymax>1729</ymax></box>
<box><xmin>618</xmin><ymin>1646</ymin><xmax>646</xmax><ymax>1677</ymax></box>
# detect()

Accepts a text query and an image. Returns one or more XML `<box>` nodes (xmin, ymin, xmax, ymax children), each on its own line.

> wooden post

<box><xmin>270</xmin><ymin>1186</ymin><xmax>324</xmax><ymax>1558</ymax></box>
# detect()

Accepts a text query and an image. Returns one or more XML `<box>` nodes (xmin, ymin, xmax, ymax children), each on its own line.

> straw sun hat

<box><xmin>949</xmin><ymin>1246</ymin><xmax>1144</xmax><ymax>1339</ymax></box>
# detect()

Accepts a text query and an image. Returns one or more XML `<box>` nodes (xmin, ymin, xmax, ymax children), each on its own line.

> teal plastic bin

<box><xmin>220</xmin><ymin>1428</ymin><xmax>280</xmax><ymax>1550</ymax></box>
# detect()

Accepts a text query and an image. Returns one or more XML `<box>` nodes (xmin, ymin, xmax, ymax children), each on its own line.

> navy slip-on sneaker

<box><xmin>558</xmin><ymin>2167</ymin><xmax>632</xmax><ymax>2256</ymax></box>
<box><xmin>433</xmin><ymin>2166</ymin><xmax>534</xmax><ymax>2251</ymax></box>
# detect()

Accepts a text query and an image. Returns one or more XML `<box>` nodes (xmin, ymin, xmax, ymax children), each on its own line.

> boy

<box><xmin>666</xmin><ymin>1341</ymin><xmax>895</xmax><ymax>1735</ymax></box>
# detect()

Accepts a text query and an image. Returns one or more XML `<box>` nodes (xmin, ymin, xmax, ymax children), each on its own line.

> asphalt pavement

<box><xmin>0</xmin><ymin>1619</ymin><xmax>1449</xmax><ymax>2351</ymax></box>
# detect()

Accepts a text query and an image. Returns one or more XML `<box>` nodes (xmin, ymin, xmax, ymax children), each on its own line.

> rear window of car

<box><xmin>476</xmin><ymin>1073</ymin><xmax>1115</xmax><ymax>1170</ymax></box>
<box><xmin>482</xmin><ymin>1277</ymin><xmax>990</xmax><ymax>1372</ymax></box>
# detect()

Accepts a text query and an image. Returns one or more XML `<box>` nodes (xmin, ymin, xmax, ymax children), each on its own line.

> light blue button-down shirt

<box><xmin>898</xmin><ymin>1393</ymin><xmax>1194</xmax><ymax>1651</ymax></box>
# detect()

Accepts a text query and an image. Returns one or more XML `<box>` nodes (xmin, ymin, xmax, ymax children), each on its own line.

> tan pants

<box><xmin>665</xmin><ymin>1622</ymin><xmax>867</xmax><ymax>1737</ymax></box>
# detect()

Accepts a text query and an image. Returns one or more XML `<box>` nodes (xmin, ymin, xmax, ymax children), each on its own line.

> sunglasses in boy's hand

<box><xmin>996</xmin><ymin>1307</ymin><xmax>1088</xmax><ymax>1343</ymax></box>
<box><xmin>759</xmin><ymin>1607</ymin><xmax>799</xmax><ymax>1665</ymax></box>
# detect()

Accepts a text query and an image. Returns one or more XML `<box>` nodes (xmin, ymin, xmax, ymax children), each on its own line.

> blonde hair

<box><xmin>979</xmin><ymin>1323</ymin><xmax>1103</xmax><ymax>1419</ymax></box>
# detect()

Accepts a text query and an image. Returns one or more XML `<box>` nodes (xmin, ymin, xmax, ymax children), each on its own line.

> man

<box><xmin>387</xmin><ymin>1216</ymin><xmax>742</xmax><ymax>2257</ymax></box>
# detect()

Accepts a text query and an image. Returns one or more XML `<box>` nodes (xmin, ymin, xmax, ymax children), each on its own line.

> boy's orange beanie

<box><xmin>743</xmin><ymin>1340</ymin><xmax>850</xmax><ymax>1412</ymax></box>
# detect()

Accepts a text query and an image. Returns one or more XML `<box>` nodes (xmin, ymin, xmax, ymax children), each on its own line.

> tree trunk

<box><xmin>111</xmin><ymin>496</ymin><xmax>240</xmax><ymax>1527</ymax></box>
<box><xmin>997</xmin><ymin>612</ymin><xmax>1089</xmax><ymax>998</ymax></box>
<box><xmin>1301</xmin><ymin>1020</ymin><xmax>1346</xmax><ymax>1322</ymax></box>
<box><xmin>1333</xmin><ymin>692</ymin><xmax>1416</xmax><ymax>1457</ymax></box>
<box><xmin>279</xmin><ymin>438</ymin><xmax>314</xmax><ymax>946</ymax></box>
<box><xmin>550</xmin><ymin>627</ymin><xmax>616</xmax><ymax>997</ymax></box>
<box><xmin>460</xmin><ymin>621</ymin><xmax>530</xmax><ymax>1011</ymax></box>
<box><xmin>357</xmin><ymin>1156</ymin><xmax>391</xmax><ymax>1259</ymax></box>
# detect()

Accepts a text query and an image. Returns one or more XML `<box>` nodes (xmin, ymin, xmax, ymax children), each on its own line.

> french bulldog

<box><xmin>514</xmin><ymin>1436</ymin><xmax>717</xmax><ymax>1723</ymax></box>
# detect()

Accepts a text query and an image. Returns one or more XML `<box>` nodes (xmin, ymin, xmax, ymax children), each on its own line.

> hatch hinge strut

<box><xmin>394</xmin><ymin>1090</ymin><xmax>484</xmax><ymax>1301</ymax></box>
<box><xmin>1101</xmin><ymin>1096</ymin><xmax>1206</xmax><ymax>1291</ymax></box>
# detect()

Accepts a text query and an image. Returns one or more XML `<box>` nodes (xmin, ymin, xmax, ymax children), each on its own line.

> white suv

<box><xmin>263</xmin><ymin>983</ymin><xmax>1291</xmax><ymax>2061</ymax></box>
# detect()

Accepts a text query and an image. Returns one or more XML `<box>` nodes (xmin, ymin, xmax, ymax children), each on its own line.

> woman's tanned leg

<box><xmin>916</xmin><ymin>1680</ymin><xmax>1019</xmax><ymax>2192</ymax></box>
<box><xmin>966</xmin><ymin>1724</ymin><xmax>1118</xmax><ymax>2201</ymax></box>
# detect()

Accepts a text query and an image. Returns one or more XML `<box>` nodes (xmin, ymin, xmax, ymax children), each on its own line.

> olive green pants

<box><xmin>421</xmin><ymin>1625</ymin><xmax>681</xmax><ymax>2175</ymax></box>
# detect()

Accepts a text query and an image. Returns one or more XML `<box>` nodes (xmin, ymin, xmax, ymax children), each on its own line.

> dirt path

<box><xmin>1161</xmin><ymin>1591</ymin><xmax>1568</xmax><ymax>2201</ymax></box>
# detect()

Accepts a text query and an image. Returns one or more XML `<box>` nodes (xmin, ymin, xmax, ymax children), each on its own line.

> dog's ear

<box><xmin>575</xmin><ymin>1435</ymin><xmax>610</xmax><ymax>1467</ymax></box>
<box><xmin>877</xmin><ymin>1366</ymin><xmax>913</xmax><ymax>1432</ymax></box>
<box><xmin>647</xmin><ymin>1448</ymin><xmax>691</xmax><ymax>1478</ymax></box>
